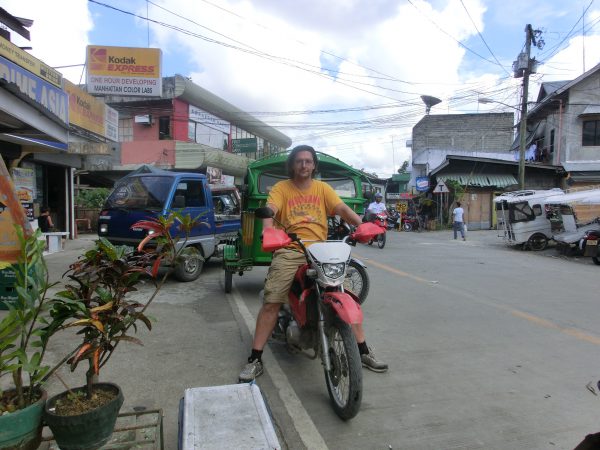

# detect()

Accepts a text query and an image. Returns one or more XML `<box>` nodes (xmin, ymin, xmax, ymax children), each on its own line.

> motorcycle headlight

<box><xmin>322</xmin><ymin>262</ymin><xmax>345</xmax><ymax>279</ymax></box>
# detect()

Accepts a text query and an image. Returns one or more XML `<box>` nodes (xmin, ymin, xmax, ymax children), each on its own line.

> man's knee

<box><xmin>261</xmin><ymin>303</ymin><xmax>282</xmax><ymax>315</ymax></box>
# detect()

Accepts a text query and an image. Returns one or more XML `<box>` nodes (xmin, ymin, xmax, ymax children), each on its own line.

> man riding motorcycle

<box><xmin>239</xmin><ymin>145</ymin><xmax>388</xmax><ymax>382</ymax></box>
<box><xmin>366</xmin><ymin>192</ymin><xmax>387</xmax><ymax>217</ymax></box>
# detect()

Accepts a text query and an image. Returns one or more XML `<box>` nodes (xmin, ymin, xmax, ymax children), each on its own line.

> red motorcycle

<box><xmin>257</xmin><ymin>207</ymin><xmax>381</xmax><ymax>420</ymax></box>
<box><xmin>366</xmin><ymin>212</ymin><xmax>388</xmax><ymax>249</ymax></box>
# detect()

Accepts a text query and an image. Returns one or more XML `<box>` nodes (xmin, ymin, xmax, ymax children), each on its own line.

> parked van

<box><xmin>98</xmin><ymin>168</ymin><xmax>240</xmax><ymax>281</ymax></box>
<box><xmin>545</xmin><ymin>188</ymin><xmax>600</xmax><ymax>253</ymax></box>
<box><xmin>494</xmin><ymin>189</ymin><xmax>564</xmax><ymax>250</ymax></box>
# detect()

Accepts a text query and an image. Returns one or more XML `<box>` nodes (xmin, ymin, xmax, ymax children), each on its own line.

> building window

<box><xmin>118</xmin><ymin>118</ymin><xmax>133</xmax><ymax>142</ymax></box>
<box><xmin>159</xmin><ymin>116</ymin><xmax>171</xmax><ymax>140</ymax></box>
<box><xmin>549</xmin><ymin>129</ymin><xmax>555</xmax><ymax>154</ymax></box>
<box><xmin>582</xmin><ymin>120</ymin><xmax>600</xmax><ymax>146</ymax></box>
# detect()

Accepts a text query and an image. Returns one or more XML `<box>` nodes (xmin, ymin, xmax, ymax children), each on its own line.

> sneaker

<box><xmin>361</xmin><ymin>348</ymin><xmax>388</xmax><ymax>373</ymax></box>
<box><xmin>238</xmin><ymin>359</ymin><xmax>263</xmax><ymax>382</ymax></box>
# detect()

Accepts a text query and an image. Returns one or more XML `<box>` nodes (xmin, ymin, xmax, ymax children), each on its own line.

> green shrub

<box><xmin>75</xmin><ymin>188</ymin><xmax>111</xmax><ymax>209</ymax></box>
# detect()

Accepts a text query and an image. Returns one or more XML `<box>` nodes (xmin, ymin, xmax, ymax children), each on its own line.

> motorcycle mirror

<box><xmin>255</xmin><ymin>207</ymin><xmax>275</xmax><ymax>219</ymax></box>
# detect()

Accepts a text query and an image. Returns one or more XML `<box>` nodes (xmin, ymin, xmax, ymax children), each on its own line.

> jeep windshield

<box><xmin>105</xmin><ymin>176</ymin><xmax>173</xmax><ymax>210</ymax></box>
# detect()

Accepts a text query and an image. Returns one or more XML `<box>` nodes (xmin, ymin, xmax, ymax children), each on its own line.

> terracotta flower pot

<box><xmin>44</xmin><ymin>383</ymin><xmax>124</xmax><ymax>450</ymax></box>
<box><xmin>0</xmin><ymin>389</ymin><xmax>46</xmax><ymax>450</ymax></box>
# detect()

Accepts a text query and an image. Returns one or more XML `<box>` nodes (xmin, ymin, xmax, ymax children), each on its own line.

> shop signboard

<box><xmin>0</xmin><ymin>35</ymin><xmax>62</xmax><ymax>87</ymax></box>
<box><xmin>221</xmin><ymin>174</ymin><xmax>235</xmax><ymax>186</ymax></box>
<box><xmin>189</xmin><ymin>105</ymin><xmax>230</xmax><ymax>134</ymax></box>
<box><xmin>64</xmin><ymin>80</ymin><xmax>104</xmax><ymax>136</ymax></box>
<box><xmin>10</xmin><ymin>168</ymin><xmax>35</xmax><ymax>221</ymax></box>
<box><xmin>0</xmin><ymin>55</ymin><xmax>68</xmax><ymax>125</ymax></box>
<box><xmin>206</xmin><ymin>166</ymin><xmax>222</xmax><ymax>185</ymax></box>
<box><xmin>64</xmin><ymin>80</ymin><xmax>119</xmax><ymax>140</ymax></box>
<box><xmin>87</xmin><ymin>45</ymin><xmax>162</xmax><ymax>97</ymax></box>
<box><xmin>416</xmin><ymin>176</ymin><xmax>430</xmax><ymax>192</ymax></box>
<box><xmin>232</xmin><ymin>138</ymin><xmax>257</xmax><ymax>154</ymax></box>
<box><xmin>105</xmin><ymin>105</ymin><xmax>119</xmax><ymax>141</ymax></box>
<box><xmin>0</xmin><ymin>158</ymin><xmax>32</xmax><ymax>265</ymax></box>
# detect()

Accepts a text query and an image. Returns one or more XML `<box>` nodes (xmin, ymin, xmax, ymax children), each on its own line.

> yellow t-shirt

<box><xmin>267</xmin><ymin>179</ymin><xmax>342</xmax><ymax>243</ymax></box>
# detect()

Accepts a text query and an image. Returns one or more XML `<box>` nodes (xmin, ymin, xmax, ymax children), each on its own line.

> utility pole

<box><xmin>518</xmin><ymin>25</ymin><xmax>533</xmax><ymax>190</ymax></box>
<box><xmin>513</xmin><ymin>24</ymin><xmax>543</xmax><ymax>190</ymax></box>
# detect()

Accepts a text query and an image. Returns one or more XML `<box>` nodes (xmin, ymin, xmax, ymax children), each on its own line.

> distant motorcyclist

<box><xmin>364</xmin><ymin>192</ymin><xmax>387</xmax><ymax>221</ymax></box>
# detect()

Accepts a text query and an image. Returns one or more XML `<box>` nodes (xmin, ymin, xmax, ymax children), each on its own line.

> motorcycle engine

<box><xmin>286</xmin><ymin>320</ymin><xmax>315</xmax><ymax>349</ymax></box>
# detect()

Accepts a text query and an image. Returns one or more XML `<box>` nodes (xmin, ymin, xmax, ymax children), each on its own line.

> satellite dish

<box><xmin>420</xmin><ymin>95</ymin><xmax>442</xmax><ymax>115</ymax></box>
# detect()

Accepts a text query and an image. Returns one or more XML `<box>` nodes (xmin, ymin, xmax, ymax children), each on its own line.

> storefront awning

<box><xmin>578</xmin><ymin>105</ymin><xmax>600</xmax><ymax>117</ymax></box>
<box><xmin>439</xmin><ymin>173</ymin><xmax>518</xmax><ymax>188</ymax></box>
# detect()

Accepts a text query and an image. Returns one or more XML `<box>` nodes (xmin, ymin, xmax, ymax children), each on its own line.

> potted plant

<box><xmin>43</xmin><ymin>211</ymin><xmax>204</xmax><ymax>450</ymax></box>
<box><xmin>0</xmin><ymin>227</ymin><xmax>69</xmax><ymax>450</ymax></box>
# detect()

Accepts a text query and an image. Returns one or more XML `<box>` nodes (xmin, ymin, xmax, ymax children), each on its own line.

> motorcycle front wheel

<box><xmin>344</xmin><ymin>260</ymin><xmax>370</xmax><ymax>305</ymax></box>
<box><xmin>323</xmin><ymin>318</ymin><xmax>363</xmax><ymax>420</ymax></box>
<box><xmin>402</xmin><ymin>222</ymin><xmax>412</xmax><ymax>232</ymax></box>
<box><xmin>377</xmin><ymin>233</ymin><xmax>386</xmax><ymax>249</ymax></box>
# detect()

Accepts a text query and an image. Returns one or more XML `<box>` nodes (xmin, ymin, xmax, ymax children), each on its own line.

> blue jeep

<box><xmin>98</xmin><ymin>167</ymin><xmax>241</xmax><ymax>281</ymax></box>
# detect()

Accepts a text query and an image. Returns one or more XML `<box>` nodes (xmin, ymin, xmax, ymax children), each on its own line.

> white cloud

<box><xmin>3</xmin><ymin>0</ymin><xmax>600</xmax><ymax>178</ymax></box>
<box><xmin>1</xmin><ymin>0</ymin><xmax>92</xmax><ymax>83</ymax></box>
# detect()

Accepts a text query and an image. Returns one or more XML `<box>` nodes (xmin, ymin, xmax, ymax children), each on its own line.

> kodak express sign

<box><xmin>86</xmin><ymin>46</ymin><xmax>162</xmax><ymax>97</ymax></box>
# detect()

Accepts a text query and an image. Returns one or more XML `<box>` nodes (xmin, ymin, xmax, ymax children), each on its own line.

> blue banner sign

<box><xmin>0</xmin><ymin>55</ymin><xmax>68</xmax><ymax>124</ymax></box>
<box><xmin>416</xmin><ymin>177</ymin><xmax>430</xmax><ymax>192</ymax></box>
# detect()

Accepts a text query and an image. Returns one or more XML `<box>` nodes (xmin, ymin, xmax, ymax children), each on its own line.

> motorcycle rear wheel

<box><xmin>344</xmin><ymin>260</ymin><xmax>370</xmax><ymax>305</ymax></box>
<box><xmin>402</xmin><ymin>222</ymin><xmax>412</xmax><ymax>232</ymax></box>
<box><xmin>377</xmin><ymin>233</ymin><xmax>386</xmax><ymax>249</ymax></box>
<box><xmin>323</xmin><ymin>319</ymin><xmax>362</xmax><ymax>420</ymax></box>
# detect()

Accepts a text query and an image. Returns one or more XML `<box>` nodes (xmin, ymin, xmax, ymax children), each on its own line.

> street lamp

<box><xmin>478</xmin><ymin>97</ymin><xmax>526</xmax><ymax>189</ymax></box>
<box><xmin>478</xmin><ymin>98</ymin><xmax>519</xmax><ymax>110</ymax></box>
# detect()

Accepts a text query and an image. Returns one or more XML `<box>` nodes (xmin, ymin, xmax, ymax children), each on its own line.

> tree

<box><xmin>398</xmin><ymin>160</ymin><xmax>409</xmax><ymax>173</ymax></box>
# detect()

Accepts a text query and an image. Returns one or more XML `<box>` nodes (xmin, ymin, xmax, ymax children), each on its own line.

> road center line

<box><xmin>230</xmin><ymin>286</ymin><xmax>328</xmax><ymax>450</ymax></box>
<box><xmin>356</xmin><ymin>252</ymin><xmax>600</xmax><ymax>347</ymax></box>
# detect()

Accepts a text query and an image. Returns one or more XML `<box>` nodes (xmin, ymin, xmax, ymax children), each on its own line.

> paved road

<box><xmin>35</xmin><ymin>230</ymin><xmax>600</xmax><ymax>449</ymax></box>
<box><xmin>232</xmin><ymin>229</ymin><xmax>600</xmax><ymax>450</ymax></box>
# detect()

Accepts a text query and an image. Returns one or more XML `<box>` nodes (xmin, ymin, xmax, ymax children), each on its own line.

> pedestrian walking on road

<box><xmin>452</xmin><ymin>202</ymin><xmax>465</xmax><ymax>241</ymax></box>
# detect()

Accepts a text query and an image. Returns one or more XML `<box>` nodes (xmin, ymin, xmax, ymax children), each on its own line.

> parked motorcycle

<box><xmin>400</xmin><ymin>213</ymin><xmax>420</xmax><ymax>232</ymax></box>
<box><xmin>258</xmin><ymin>207</ymin><xmax>381</xmax><ymax>420</ymax></box>
<box><xmin>580</xmin><ymin>228</ymin><xmax>600</xmax><ymax>265</ymax></box>
<box><xmin>386</xmin><ymin>209</ymin><xmax>400</xmax><ymax>230</ymax></box>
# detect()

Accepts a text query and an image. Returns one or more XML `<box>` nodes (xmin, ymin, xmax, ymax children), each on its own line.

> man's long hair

<box><xmin>286</xmin><ymin>145</ymin><xmax>319</xmax><ymax>178</ymax></box>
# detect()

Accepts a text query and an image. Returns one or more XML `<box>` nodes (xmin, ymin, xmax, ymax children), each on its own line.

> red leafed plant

<box><xmin>48</xmin><ymin>211</ymin><xmax>205</xmax><ymax>399</ymax></box>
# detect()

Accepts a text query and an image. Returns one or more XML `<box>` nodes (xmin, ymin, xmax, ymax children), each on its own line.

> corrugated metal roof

<box><xmin>439</xmin><ymin>173</ymin><xmax>518</xmax><ymax>188</ymax></box>
<box><xmin>175</xmin><ymin>142</ymin><xmax>252</xmax><ymax>177</ymax></box>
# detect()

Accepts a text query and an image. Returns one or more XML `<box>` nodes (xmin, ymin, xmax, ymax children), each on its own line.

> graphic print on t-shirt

<box><xmin>286</xmin><ymin>194</ymin><xmax>323</xmax><ymax>226</ymax></box>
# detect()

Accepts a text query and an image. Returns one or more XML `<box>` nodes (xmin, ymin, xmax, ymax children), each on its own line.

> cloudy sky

<box><xmin>3</xmin><ymin>0</ymin><xmax>600</xmax><ymax>177</ymax></box>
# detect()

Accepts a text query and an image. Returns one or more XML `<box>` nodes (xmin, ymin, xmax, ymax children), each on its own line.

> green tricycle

<box><xmin>222</xmin><ymin>151</ymin><xmax>372</xmax><ymax>303</ymax></box>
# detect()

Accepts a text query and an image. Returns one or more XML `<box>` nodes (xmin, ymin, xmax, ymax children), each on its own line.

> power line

<box><xmin>538</xmin><ymin>0</ymin><xmax>594</xmax><ymax>62</ymax></box>
<box><xmin>405</xmin><ymin>0</ymin><xmax>510</xmax><ymax>72</ymax></box>
<box><xmin>458</xmin><ymin>0</ymin><xmax>511</xmax><ymax>77</ymax></box>
<box><xmin>88</xmin><ymin>0</ymin><xmax>424</xmax><ymax>102</ymax></box>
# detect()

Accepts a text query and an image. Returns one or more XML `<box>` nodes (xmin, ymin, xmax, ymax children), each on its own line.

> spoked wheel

<box><xmin>402</xmin><ymin>222</ymin><xmax>412</xmax><ymax>232</ymax></box>
<box><xmin>224</xmin><ymin>270</ymin><xmax>233</xmax><ymax>293</ymax></box>
<box><xmin>527</xmin><ymin>233</ymin><xmax>548</xmax><ymax>251</ymax></box>
<box><xmin>377</xmin><ymin>233</ymin><xmax>386</xmax><ymax>249</ymax></box>
<box><xmin>344</xmin><ymin>260</ymin><xmax>370</xmax><ymax>305</ymax></box>
<box><xmin>323</xmin><ymin>319</ymin><xmax>362</xmax><ymax>420</ymax></box>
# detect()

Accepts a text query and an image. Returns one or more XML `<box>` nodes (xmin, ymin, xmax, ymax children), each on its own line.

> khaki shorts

<box><xmin>264</xmin><ymin>248</ymin><xmax>307</xmax><ymax>304</ymax></box>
